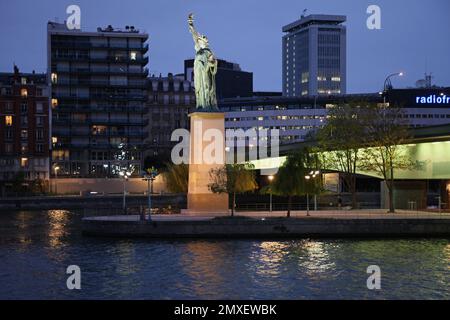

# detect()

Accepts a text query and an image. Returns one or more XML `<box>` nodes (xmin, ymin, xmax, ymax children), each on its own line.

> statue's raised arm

<box><xmin>188</xmin><ymin>13</ymin><xmax>201</xmax><ymax>50</ymax></box>
<box><xmin>187</xmin><ymin>13</ymin><xmax>218</xmax><ymax>112</ymax></box>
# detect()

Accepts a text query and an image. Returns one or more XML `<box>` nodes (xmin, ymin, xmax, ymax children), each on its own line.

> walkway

<box><xmin>84</xmin><ymin>209</ymin><xmax>450</xmax><ymax>222</ymax></box>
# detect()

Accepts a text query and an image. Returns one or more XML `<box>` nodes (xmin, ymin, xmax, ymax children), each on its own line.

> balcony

<box><xmin>51</xmin><ymin>41</ymin><xmax>149</xmax><ymax>52</ymax></box>
<box><xmin>51</xmin><ymin>55</ymin><xmax>148</xmax><ymax>65</ymax></box>
<box><xmin>53</xmin><ymin>93</ymin><xmax>146</xmax><ymax>102</ymax></box>
<box><xmin>55</xmin><ymin>79</ymin><xmax>147</xmax><ymax>88</ymax></box>
<box><xmin>54</xmin><ymin>67</ymin><xmax>149</xmax><ymax>76</ymax></box>
<box><xmin>56</xmin><ymin>104</ymin><xmax>145</xmax><ymax>113</ymax></box>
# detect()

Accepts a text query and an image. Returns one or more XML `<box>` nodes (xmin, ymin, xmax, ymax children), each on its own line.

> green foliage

<box><xmin>162</xmin><ymin>163</ymin><xmax>189</xmax><ymax>193</ymax></box>
<box><xmin>30</xmin><ymin>179</ymin><xmax>47</xmax><ymax>194</ymax></box>
<box><xmin>359</xmin><ymin>103</ymin><xmax>416</xmax><ymax>212</ymax></box>
<box><xmin>208</xmin><ymin>163</ymin><xmax>258</xmax><ymax>216</ymax></box>
<box><xmin>271</xmin><ymin>148</ymin><xmax>322</xmax><ymax>216</ymax></box>
<box><xmin>315</xmin><ymin>101</ymin><xmax>368</xmax><ymax>208</ymax></box>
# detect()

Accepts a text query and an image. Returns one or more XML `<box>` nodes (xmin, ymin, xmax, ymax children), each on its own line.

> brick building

<box><xmin>0</xmin><ymin>66</ymin><xmax>50</xmax><ymax>195</ymax></box>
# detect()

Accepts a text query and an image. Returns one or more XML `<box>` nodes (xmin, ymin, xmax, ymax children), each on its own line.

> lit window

<box><xmin>21</xmin><ymin>77</ymin><xmax>27</xmax><ymax>85</ymax></box>
<box><xmin>21</xmin><ymin>89</ymin><xmax>28</xmax><ymax>97</ymax></box>
<box><xmin>52</xmin><ymin>137</ymin><xmax>58</xmax><ymax>144</ymax></box>
<box><xmin>5</xmin><ymin>116</ymin><xmax>13</xmax><ymax>126</ymax></box>
<box><xmin>21</xmin><ymin>158</ymin><xmax>28</xmax><ymax>167</ymax></box>
<box><xmin>51</xmin><ymin>99</ymin><xmax>58</xmax><ymax>108</ymax></box>
<box><xmin>130</xmin><ymin>52</ymin><xmax>137</xmax><ymax>61</ymax></box>
<box><xmin>51</xmin><ymin>73</ymin><xmax>58</xmax><ymax>84</ymax></box>
<box><xmin>21</xmin><ymin>130</ymin><xmax>28</xmax><ymax>139</ymax></box>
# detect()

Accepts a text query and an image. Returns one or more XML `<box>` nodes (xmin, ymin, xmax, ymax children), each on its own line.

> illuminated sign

<box><xmin>416</xmin><ymin>94</ymin><xmax>450</xmax><ymax>104</ymax></box>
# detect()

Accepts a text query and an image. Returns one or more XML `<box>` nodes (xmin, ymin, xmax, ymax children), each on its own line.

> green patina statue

<box><xmin>188</xmin><ymin>13</ymin><xmax>219</xmax><ymax>112</ymax></box>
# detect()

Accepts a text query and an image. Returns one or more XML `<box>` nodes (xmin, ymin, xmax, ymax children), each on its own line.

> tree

<box><xmin>162</xmin><ymin>163</ymin><xmax>189</xmax><ymax>193</ymax></box>
<box><xmin>360</xmin><ymin>103</ymin><xmax>415</xmax><ymax>213</ymax></box>
<box><xmin>271</xmin><ymin>148</ymin><xmax>321</xmax><ymax>217</ymax></box>
<box><xmin>11</xmin><ymin>172</ymin><xmax>26</xmax><ymax>196</ymax></box>
<box><xmin>208</xmin><ymin>163</ymin><xmax>258</xmax><ymax>216</ymax></box>
<box><xmin>30</xmin><ymin>178</ymin><xmax>47</xmax><ymax>195</ymax></box>
<box><xmin>315</xmin><ymin>102</ymin><xmax>367</xmax><ymax>209</ymax></box>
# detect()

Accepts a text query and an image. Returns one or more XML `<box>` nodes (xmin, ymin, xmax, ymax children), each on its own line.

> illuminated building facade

<box><xmin>47</xmin><ymin>22</ymin><xmax>149</xmax><ymax>177</ymax></box>
<box><xmin>0</xmin><ymin>66</ymin><xmax>50</xmax><ymax>194</ymax></box>
<box><xmin>282</xmin><ymin>14</ymin><xmax>347</xmax><ymax>97</ymax></box>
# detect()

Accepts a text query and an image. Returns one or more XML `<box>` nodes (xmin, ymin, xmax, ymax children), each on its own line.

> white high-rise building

<box><xmin>282</xmin><ymin>14</ymin><xmax>347</xmax><ymax>97</ymax></box>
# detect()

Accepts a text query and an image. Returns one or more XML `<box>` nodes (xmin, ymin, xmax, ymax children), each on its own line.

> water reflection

<box><xmin>250</xmin><ymin>241</ymin><xmax>290</xmax><ymax>277</ymax></box>
<box><xmin>296</xmin><ymin>240</ymin><xmax>336</xmax><ymax>278</ymax></box>
<box><xmin>0</xmin><ymin>210</ymin><xmax>449</xmax><ymax>299</ymax></box>
<box><xmin>178</xmin><ymin>241</ymin><xmax>230</xmax><ymax>299</ymax></box>
<box><xmin>47</xmin><ymin>210</ymin><xmax>70</xmax><ymax>248</ymax></box>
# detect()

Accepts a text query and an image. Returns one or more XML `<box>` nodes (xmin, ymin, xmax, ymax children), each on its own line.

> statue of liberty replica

<box><xmin>188</xmin><ymin>13</ymin><xmax>219</xmax><ymax>112</ymax></box>
<box><xmin>184</xmin><ymin>13</ymin><xmax>229</xmax><ymax>215</ymax></box>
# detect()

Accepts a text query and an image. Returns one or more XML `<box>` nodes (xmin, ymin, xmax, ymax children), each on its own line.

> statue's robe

<box><xmin>194</xmin><ymin>47</ymin><xmax>218</xmax><ymax>112</ymax></box>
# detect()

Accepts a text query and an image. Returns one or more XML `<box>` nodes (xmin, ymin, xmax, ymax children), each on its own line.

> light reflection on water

<box><xmin>0</xmin><ymin>210</ymin><xmax>449</xmax><ymax>300</ymax></box>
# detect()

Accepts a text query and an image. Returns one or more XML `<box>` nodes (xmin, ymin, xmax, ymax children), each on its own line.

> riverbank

<box><xmin>82</xmin><ymin>210</ymin><xmax>450</xmax><ymax>238</ymax></box>
<box><xmin>0</xmin><ymin>194</ymin><xmax>186</xmax><ymax>210</ymax></box>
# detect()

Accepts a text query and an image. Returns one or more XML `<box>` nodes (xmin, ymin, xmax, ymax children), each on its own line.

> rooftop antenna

<box><xmin>301</xmin><ymin>9</ymin><xmax>307</xmax><ymax>18</ymax></box>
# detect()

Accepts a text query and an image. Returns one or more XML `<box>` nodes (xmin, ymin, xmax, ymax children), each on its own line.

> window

<box><xmin>21</xmin><ymin>102</ymin><xmax>27</xmax><ymax>113</ymax></box>
<box><xmin>21</xmin><ymin>157</ymin><xmax>28</xmax><ymax>167</ymax></box>
<box><xmin>5</xmin><ymin>128</ymin><xmax>13</xmax><ymax>140</ymax></box>
<box><xmin>21</xmin><ymin>89</ymin><xmax>28</xmax><ymax>97</ymax></box>
<box><xmin>5</xmin><ymin>115</ymin><xmax>13</xmax><ymax>126</ymax></box>
<box><xmin>36</xmin><ymin>103</ymin><xmax>44</xmax><ymax>113</ymax></box>
<box><xmin>36</xmin><ymin>129</ymin><xmax>44</xmax><ymax>141</ymax></box>
<box><xmin>21</xmin><ymin>129</ymin><xmax>28</xmax><ymax>139</ymax></box>
<box><xmin>36</xmin><ymin>88</ymin><xmax>43</xmax><ymax>96</ymax></box>
<box><xmin>51</xmin><ymin>73</ymin><xmax>58</xmax><ymax>84</ymax></box>
<box><xmin>51</xmin><ymin>98</ymin><xmax>58</xmax><ymax>108</ymax></box>
<box><xmin>21</xmin><ymin>116</ymin><xmax>28</xmax><ymax>126</ymax></box>
<box><xmin>130</xmin><ymin>52</ymin><xmax>137</xmax><ymax>61</ymax></box>
<box><xmin>5</xmin><ymin>143</ymin><xmax>13</xmax><ymax>153</ymax></box>
<box><xmin>21</xmin><ymin>143</ymin><xmax>28</xmax><ymax>153</ymax></box>
<box><xmin>36</xmin><ymin>144</ymin><xmax>44</xmax><ymax>153</ymax></box>
<box><xmin>5</xmin><ymin>102</ymin><xmax>13</xmax><ymax>112</ymax></box>
<box><xmin>21</xmin><ymin>77</ymin><xmax>27</xmax><ymax>85</ymax></box>
<box><xmin>36</xmin><ymin>116</ymin><xmax>44</xmax><ymax>126</ymax></box>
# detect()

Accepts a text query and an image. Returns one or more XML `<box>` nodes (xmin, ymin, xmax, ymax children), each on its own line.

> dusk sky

<box><xmin>0</xmin><ymin>0</ymin><xmax>449</xmax><ymax>93</ymax></box>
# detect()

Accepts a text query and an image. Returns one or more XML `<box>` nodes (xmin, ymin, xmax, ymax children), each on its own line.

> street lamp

<box><xmin>54</xmin><ymin>166</ymin><xmax>60</xmax><ymax>194</ymax></box>
<box><xmin>304</xmin><ymin>170</ymin><xmax>321</xmax><ymax>216</ymax></box>
<box><xmin>143</xmin><ymin>167</ymin><xmax>158</xmax><ymax>222</ymax></box>
<box><xmin>383</xmin><ymin>72</ymin><xmax>404</xmax><ymax>104</ymax></box>
<box><xmin>268</xmin><ymin>175</ymin><xmax>274</xmax><ymax>213</ymax></box>
<box><xmin>119</xmin><ymin>170</ymin><xmax>132</xmax><ymax>212</ymax></box>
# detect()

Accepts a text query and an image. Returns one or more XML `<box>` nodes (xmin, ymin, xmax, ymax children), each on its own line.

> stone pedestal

<box><xmin>184</xmin><ymin>112</ymin><xmax>229</xmax><ymax>215</ymax></box>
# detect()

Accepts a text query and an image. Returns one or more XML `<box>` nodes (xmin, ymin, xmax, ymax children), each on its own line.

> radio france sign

<box><xmin>416</xmin><ymin>94</ymin><xmax>450</xmax><ymax>105</ymax></box>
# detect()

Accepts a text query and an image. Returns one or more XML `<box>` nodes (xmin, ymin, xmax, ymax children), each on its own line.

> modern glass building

<box><xmin>282</xmin><ymin>14</ymin><xmax>346</xmax><ymax>97</ymax></box>
<box><xmin>47</xmin><ymin>22</ymin><xmax>149</xmax><ymax>177</ymax></box>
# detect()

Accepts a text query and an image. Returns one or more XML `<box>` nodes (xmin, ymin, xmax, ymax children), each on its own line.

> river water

<box><xmin>0</xmin><ymin>210</ymin><xmax>449</xmax><ymax>299</ymax></box>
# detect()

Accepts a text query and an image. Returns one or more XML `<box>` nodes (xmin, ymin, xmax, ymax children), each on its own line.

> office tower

<box><xmin>0</xmin><ymin>66</ymin><xmax>50</xmax><ymax>195</ymax></box>
<box><xmin>282</xmin><ymin>14</ymin><xmax>346</xmax><ymax>97</ymax></box>
<box><xmin>144</xmin><ymin>73</ymin><xmax>195</xmax><ymax>167</ymax></box>
<box><xmin>184</xmin><ymin>59</ymin><xmax>253</xmax><ymax>100</ymax></box>
<box><xmin>47</xmin><ymin>22</ymin><xmax>149</xmax><ymax>177</ymax></box>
